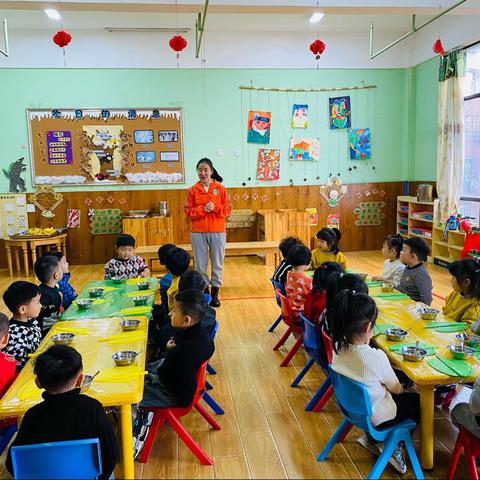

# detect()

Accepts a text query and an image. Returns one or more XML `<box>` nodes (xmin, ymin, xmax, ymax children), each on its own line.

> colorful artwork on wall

<box><xmin>257</xmin><ymin>148</ymin><xmax>280</xmax><ymax>181</ymax></box>
<box><xmin>67</xmin><ymin>208</ymin><xmax>81</xmax><ymax>228</ymax></box>
<box><xmin>89</xmin><ymin>208</ymin><xmax>122</xmax><ymax>235</ymax></box>
<box><xmin>0</xmin><ymin>194</ymin><xmax>28</xmax><ymax>239</ymax></box>
<box><xmin>349</xmin><ymin>128</ymin><xmax>371</xmax><ymax>160</ymax></box>
<box><xmin>46</xmin><ymin>131</ymin><xmax>73</xmax><ymax>164</ymax></box>
<box><xmin>327</xmin><ymin>213</ymin><xmax>340</xmax><ymax>229</ymax></box>
<box><xmin>247</xmin><ymin>111</ymin><xmax>271</xmax><ymax>144</ymax></box>
<box><xmin>289</xmin><ymin>138</ymin><xmax>319</xmax><ymax>161</ymax></box>
<box><xmin>319</xmin><ymin>176</ymin><xmax>348</xmax><ymax>207</ymax></box>
<box><xmin>305</xmin><ymin>208</ymin><xmax>318</xmax><ymax>226</ymax></box>
<box><xmin>292</xmin><ymin>104</ymin><xmax>308</xmax><ymax>129</ymax></box>
<box><xmin>354</xmin><ymin>202</ymin><xmax>386</xmax><ymax>226</ymax></box>
<box><xmin>329</xmin><ymin>96</ymin><xmax>351</xmax><ymax>129</ymax></box>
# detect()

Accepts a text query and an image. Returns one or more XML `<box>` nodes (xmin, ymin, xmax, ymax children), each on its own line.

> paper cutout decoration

<box><xmin>257</xmin><ymin>149</ymin><xmax>280</xmax><ymax>181</ymax></box>
<box><xmin>28</xmin><ymin>185</ymin><xmax>63</xmax><ymax>219</ymax></box>
<box><xmin>349</xmin><ymin>128</ymin><xmax>371</xmax><ymax>160</ymax></box>
<box><xmin>0</xmin><ymin>194</ymin><xmax>28</xmax><ymax>239</ymax></box>
<box><xmin>247</xmin><ymin>111</ymin><xmax>271</xmax><ymax>144</ymax></box>
<box><xmin>67</xmin><ymin>209</ymin><xmax>81</xmax><ymax>228</ymax></box>
<box><xmin>289</xmin><ymin>138</ymin><xmax>319</xmax><ymax>161</ymax></box>
<box><xmin>292</xmin><ymin>104</ymin><xmax>308</xmax><ymax>129</ymax></box>
<box><xmin>329</xmin><ymin>97</ymin><xmax>351</xmax><ymax>129</ymax></box>
<box><xmin>327</xmin><ymin>213</ymin><xmax>340</xmax><ymax>230</ymax></box>
<box><xmin>305</xmin><ymin>208</ymin><xmax>318</xmax><ymax>227</ymax></box>
<box><xmin>3</xmin><ymin>157</ymin><xmax>27</xmax><ymax>193</ymax></box>
<box><xmin>226</xmin><ymin>209</ymin><xmax>256</xmax><ymax>229</ymax></box>
<box><xmin>354</xmin><ymin>202</ymin><xmax>386</xmax><ymax>226</ymax></box>
<box><xmin>319</xmin><ymin>176</ymin><xmax>348</xmax><ymax>207</ymax></box>
<box><xmin>46</xmin><ymin>130</ymin><xmax>73</xmax><ymax>164</ymax></box>
<box><xmin>89</xmin><ymin>208</ymin><xmax>122</xmax><ymax>235</ymax></box>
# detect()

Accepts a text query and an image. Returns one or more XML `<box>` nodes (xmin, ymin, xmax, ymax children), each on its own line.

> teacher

<box><xmin>185</xmin><ymin>158</ymin><xmax>231</xmax><ymax>307</ymax></box>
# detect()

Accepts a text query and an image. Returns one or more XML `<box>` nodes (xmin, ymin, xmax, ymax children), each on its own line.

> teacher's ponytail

<box><xmin>197</xmin><ymin>157</ymin><xmax>223</xmax><ymax>183</ymax></box>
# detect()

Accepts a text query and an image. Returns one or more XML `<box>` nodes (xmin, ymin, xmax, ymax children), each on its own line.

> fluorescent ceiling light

<box><xmin>310</xmin><ymin>12</ymin><xmax>324</xmax><ymax>23</ymax></box>
<box><xmin>44</xmin><ymin>9</ymin><xmax>62</xmax><ymax>20</ymax></box>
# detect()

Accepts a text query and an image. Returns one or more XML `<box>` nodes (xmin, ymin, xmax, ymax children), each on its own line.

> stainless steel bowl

<box><xmin>111</xmin><ymin>276</ymin><xmax>124</xmax><ymax>284</ymax></box>
<box><xmin>132</xmin><ymin>295</ymin><xmax>149</xmax><ymax>306</ymax></box>
<box><xmin>381</xmin><ymin>283</ymin><xmax>395</xmax><ymax>293</ymax></box>
<box><xmin>356</xmin><ymin>273</ymin><xmax>368</xmax><ymax>281</ymax></box>
<box><xmin>137</xmin><ymin>282</ymin><xmax>150</xmax><ymax>291</ymax></box>
<box><xmin>456</xmin><ymin>333</ymin><xmax>480</xmax><ymax>348</ymax></box>
<box><xmin>448</xmin><ymin>345</ymin><xmax>474</xmax><ymax>360</ymax></box>
<box><xmin>385</xmin><ymin>328</ymin><xmax>408</xmax><ymax>342</ymax></box>
<box><xmin>420</xmin><ymin>309</ymin><xmax>439</xmax><ymax>321</ymax></box>
<box><xmin>76</xmin><ymin>299</ymin><xmax>93</xmax><ymax>310</ymax></box>
<box><xmin>401</xmin><ymin>346</ymin><xmax>427</xmax><ymax>362</ymax></box>
<box><xmin>52</xmin><ymin>332</ymin><xmax>75</xmax><ymax>345</ymax></box>
<box><xmin>88</xmin><ymin>287</ymin><xmax>105</xmax><ymax>298</ymax></box>
<box><xmin>112</xmin><ymin>351</ymin><xmax>138</xmax><ymax>366</ymax></box>
<box><xmin>80</xmin><ymin>374</ymin><xmax>94</xmax><ymax>392</ymax></box>
<box><xmin>121</xmin><ymin>319</ymin><xmax>140</xmax><ymax>332</ymax></box>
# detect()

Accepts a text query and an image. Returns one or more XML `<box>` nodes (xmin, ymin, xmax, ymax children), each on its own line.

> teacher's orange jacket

<box><xmin>184</xmin><ymin>181</ymin><xmax>231</xmax><ymax>233</ymax></box>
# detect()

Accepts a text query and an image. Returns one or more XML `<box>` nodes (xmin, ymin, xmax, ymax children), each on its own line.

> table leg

<box><xmin>22</xmin><ymin>247</ymin><xmax>29</xmax><ymax>277</ymax></box>
<box><xmin>14</xmin><ymin>249</ymin><xmax>20</xmax><ymax>272</ymax></box>
<box><xmin>31</xmin><ymin>246</ymin><xmax>37</xmax><ymax>270</ymax></box>
<box><xmin>61</xmin><ymin>239</ymin><xmax>66</xmax><ymax>256</ymax></box>
<box><xmin>5</xmin><ymin>246</ymin><xmax>13</xmax><ymax>277</ymax></box>
<box><xmin>119</xmin><ymin>404</ymin><xmax>135</xmax><ymax>479</ymax></box>
<box><xmin>419</xmin><ymin>385</ymin><xmax>434</xmax><ymax>470</ymax></box>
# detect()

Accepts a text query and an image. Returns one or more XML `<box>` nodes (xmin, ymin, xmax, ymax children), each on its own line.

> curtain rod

<box><xmin>239</xmin><ymin>84</ymin><xmax>376</xmax><ymax>93</ymax></box>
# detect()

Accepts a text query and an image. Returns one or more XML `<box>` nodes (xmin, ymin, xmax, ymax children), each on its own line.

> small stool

<box><xmin>448</xmin><ymin>425</ymin><xmax>480</xmax><ymax>480</ymax></box>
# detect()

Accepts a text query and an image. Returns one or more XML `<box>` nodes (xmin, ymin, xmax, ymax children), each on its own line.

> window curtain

<box><xmin>436</xmin><ymin>49</ymin><xmax>466</xmax><ymax>224</ymax></box>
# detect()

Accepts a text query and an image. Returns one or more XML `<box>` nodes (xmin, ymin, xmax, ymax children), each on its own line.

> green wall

<box><xmin>0</xmin><ymin>66</ymin><xmax>438</xmax><ymax>192</ymax></box>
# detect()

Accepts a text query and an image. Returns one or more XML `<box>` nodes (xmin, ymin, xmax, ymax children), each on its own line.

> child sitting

<box><xmin>45</xmin><ymin>251</ymin><xmax>77</xmax><ymax>309</ymax></box>
<box><xmin>443</xmin><ymin>259</ymin><xmax>480</xmax><ymax>325</ymax></box>
<box><xmin>3</xmin><ymin>281</ymin><xmax>42</xmax><ymax>370</ymax></box>
<box><xmin>451</xmin><ymin>379</ymin><xmax>480</xmax><ymax>440</ymax></box>
<box><xmin>104</xmin><ymin>234</ymin><xmax>150</xmax><ymax>280</ymax></box>
<box><xmin>165</xmin><ymin>247</ymin><xmax>191</xmax><ymax>313</ymax></box>
<box><xmin>311</xmin><ymin>228</ymin><xmax>347</xmax><ymax>270</ymax></box>
<box><xmin>285</xmin><ymin>244</ymin><xmax>313</xmax><ymax>318</ymax></box>
<box><xmin>372</xmin><ymin>234</ymin><xmax>405</xmax><ymax>287</ymax></box>
<box><xmin>157</xmin><ymin>243</ymin><xmax>177</xmax><ymax>313</ymax></box>
<box><xmin>398</xmin><ymin>237</ymin><xmax>433</xmax><ymax>305</ymax></box>
<box><xmin>6</xmin><ymin>345</ymin><xmax>119</xmax><ymax>480</ymax></box>
<box><xmin>330</xmin><ymin>289</ymin><xmax>419</xmax><ymax>474</ymax></box>
<box><xmin>304</xmin><ymin>262</ymin><xmax>343</xmax><ymax>324</ymax></box>
<box><xmin>0</xmin><ymin>313</ymin><xmax>17</xmax><ymax>428</ymax></box>
<box><xmin>272</xmin><ymin>236</ymin><xmax>304</xmax><ymax>286</ymax></box>
<box><xmin>34</xmin><ymin>255</ymin><xmax>63</xmax><ymax>333</ymax></box>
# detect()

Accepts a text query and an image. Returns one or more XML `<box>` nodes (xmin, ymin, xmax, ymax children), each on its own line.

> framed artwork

<box><xmin>247</xmin><ymin>111</ymin><xmax>271</xmax><ymax>144</ymax></box>
<box><xmin>160</xmin><ymin>151</ymin><xmax>179</xmax><ymax>162</ymax></box>
<box><xmin>134</xmin><ymin>130</ymin><xmax>154</xmax><ymax>144</ymax></box>
<box><xmin>136</xmin><ymin>151</ymin><xmax>156</xmax><ymax>163</ymax></box>
<box><xmin>158</xmin><ymin>130</ymin><xmax>178</xmax><ymax>142</ymax></box>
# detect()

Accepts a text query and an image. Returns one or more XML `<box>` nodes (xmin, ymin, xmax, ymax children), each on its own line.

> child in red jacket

<box><xmin>0</xmin><ymin>313</ymin><xmax>17</xmax><ymax>428</ymax></box>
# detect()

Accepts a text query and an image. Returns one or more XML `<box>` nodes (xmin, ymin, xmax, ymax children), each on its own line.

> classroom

<box><xmin>0</xmin><ymin>0</ymin><xmax>479</xmax><ymax>478</ymax></box>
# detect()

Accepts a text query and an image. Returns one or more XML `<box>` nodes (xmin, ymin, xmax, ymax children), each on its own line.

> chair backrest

<box><xmin>210</xmin><ymin>319</ymin><xmax>219</xmax><ymax>341</ymax></box>
<box><xmin>277</xmin><ymin>289</ymin><xmax>295</xmax><ymax>327</ymax></box>
<box><xmin>11</xmin><ymin>438</ymin><xmax>102</xmax><ymax>480</ymax></box>
<box><xmin>271</xmin><ymin>279</ymin><xmax>285</xmax><ymax>306</ymax></box>
<box><xmin>320</xmin><ymin>329</ymin><xmax>334</xmax><ymax>364</ymax></box>
<box><xmin>204</xmin><ymin>293</ymin><xmax>212</xmax><ymax>305</ymax></box>
<box><xmin>0</xmin><ymin>423</ymin><xmax>17</xmax><ymax>455</ymax></box>
<box><xmin>299</xmin><ymin>312</ymin><xmax>321</xmax><ymax>352</ymax></box>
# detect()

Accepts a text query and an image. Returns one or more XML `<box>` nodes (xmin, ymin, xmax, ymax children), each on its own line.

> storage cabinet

<box><xmin>432</xmin><ymin>227</ymin><xmax>466</xmax><ymax>267</ymax></box>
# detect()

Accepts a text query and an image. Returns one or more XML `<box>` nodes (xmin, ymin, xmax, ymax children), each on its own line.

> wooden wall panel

<box><xmin>19</xmin><ymin>181</ymin><xmax>409</xmax><ymax>265</ymax></box>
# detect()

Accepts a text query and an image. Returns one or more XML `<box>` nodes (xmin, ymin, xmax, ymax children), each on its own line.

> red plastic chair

<box><xmin>448</xmin><ymin>425</ymin><xmax>480</xmax><ymax>480</ymax></box>
<box><xmin>139</xmin><ymin>361</ymin><xmax>221</xmax><ymax>465</ymax></box>
<box><xmin>273</xmin><ymin>289</ymin><xmax>303</xmax><ymax>367</ymax></box>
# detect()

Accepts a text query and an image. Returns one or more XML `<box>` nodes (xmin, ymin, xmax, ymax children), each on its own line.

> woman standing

<box><xmin>184</xmin><ymin>158</ymin><xmax>231</xmax><ymax>307</ymax></box>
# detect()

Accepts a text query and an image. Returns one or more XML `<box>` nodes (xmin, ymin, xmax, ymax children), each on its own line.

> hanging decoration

<box><xmin>292</xmin><ymin>104</ymin><xmax>309</xmax><ymax>129</ymax></box>
<box><xmin>319</xmin><ymin>176</ymin><xmax>348</xmax><ymax>208</ymax></box>
<box><xmin>327</xmin><ymin>213</ymin><xmax>340</xmax><ymax>230</ymax></box>
<box><xmin>247</xmin><ymin>111</ymin><xmax>271</xmax><ymax>144</ymax></box>
<box><xmin>305</xmin><ymin>208</ymin><xmax>318</xmax><ymax>227</ymax></box>
<box><xmin>89</xmin><ymin>208</ymin><xmax>122</xmax><ymax>235</ymax></box>
<box><xmin>28</xmin><ymin>185</ymin><xmax>64</xmax><ymax>219</ymax></box>
<box><xmin>53</xmin><ymin>30</ymin><xmax>72</xmax><ymax>67</ymax></box>
<box><xmin>354</xmin><ymin>202</ymin><xmax>386</xmax><ymax>226</ymax></box>
<box><xmin>349</xmin><ymin>128</ymin><xmax>371</xmax><ymax>160</ymax></box>
<box><xmin>433</xmin><ymin>38</ymin><xmax>445</xmax><ymax>56</ymax></box>
<box><xmin>66</xmin><ymin>209</ymin><xmax>81</xmax><ymax>229</ymax></box>
<box><xmin>169</xmin><ymin>35</ymin><xmax>187</xmax><ymax>59</ymax></box>
<box><xmin>257</xmin><ymin>148</ymin><xmax>280</xmax><ymax>181</ymax></box>
<box><xmin>289</xmin><ymin>138</ymin><xmax>319</xmax><ymax>161</ymax></box>
<box><xmin>329</xmin><ymin>97</ymin><xmax>351</xmax><ymax>129</ymax></box>
<box><xmin>309</xmin><ymin>39</ymin><xmax>326</xmax><ymax>68</ymax></box>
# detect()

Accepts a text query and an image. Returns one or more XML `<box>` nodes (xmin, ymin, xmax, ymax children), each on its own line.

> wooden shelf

<box><xmin>409</xmin><ymin>233</ymin><xmax>432</xmax><ymax>241</ymax></box>
<box><xmin>410</xmin><ymin>218</ymin><xmax>433</xmax><ymax>223</ymax></box>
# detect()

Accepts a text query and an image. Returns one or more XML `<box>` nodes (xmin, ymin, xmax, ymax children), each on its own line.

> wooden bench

<box><xmin>136</xmin><ymin>240</ymin><xmax>279</xmax><ymax>271</ymax></box>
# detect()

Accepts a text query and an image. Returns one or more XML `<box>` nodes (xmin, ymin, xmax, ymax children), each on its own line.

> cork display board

<box><xmin>27</xmin><ymin>108</ymin><xmax>185</xmax><ymax>185</ymax></box>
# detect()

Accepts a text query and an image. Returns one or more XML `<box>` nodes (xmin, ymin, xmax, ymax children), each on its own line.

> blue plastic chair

<box><xmin>318</xmin><ymin>367</ymin><xmax>424</xmax><ymax>480</ymax></box>
<box><xmin>204</xmin><ymin>293</ymin><xmax>212</xmax><ymax>305</ymax></box>
<box><xmin>202</xmin><ymin>320</ymin><xmax>224</xmax><ymax>415</ymax></box>
<box><xmin>0</xmin><ymin>423</ymin><xmax>17</xmax><ymax>455</ymax></box>
<box><xmin>268</xmin><ymin>279</ymin><xmax>285</xmax><ymax>332</ymax></box>
<box><xmin>206</xmin><ymin>319</ymin><xmax>218</xmax><ymax>376</ymax></box>
<box><xmin>11</xmin><ymin>438</ymin><xmax>103</xmax><ymax>480</ymax></box>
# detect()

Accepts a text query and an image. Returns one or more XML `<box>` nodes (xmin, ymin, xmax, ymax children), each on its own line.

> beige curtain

<box><xmin>436</xmin><ymin>50</ymin><xmax>466</xmax><ymax>224</ymax></box>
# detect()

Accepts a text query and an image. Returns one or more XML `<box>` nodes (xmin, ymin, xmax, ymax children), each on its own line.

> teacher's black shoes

<box><xmin>211</xmin><ymin>287</ymin><xmax>221</xmax><ymax>308</ymax></box>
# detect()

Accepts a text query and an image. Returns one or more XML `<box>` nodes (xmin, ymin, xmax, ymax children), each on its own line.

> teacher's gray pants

<box><xmin>191</xmin><ymin>232</ymin><xmax>226</xmax><ymax>288</ymax></box>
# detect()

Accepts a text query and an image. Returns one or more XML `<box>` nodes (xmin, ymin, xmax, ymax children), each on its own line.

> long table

<box><xmin>0</xmin><ymin>317</ymin><xmax>148</xmax><ymax>479</ymax></box>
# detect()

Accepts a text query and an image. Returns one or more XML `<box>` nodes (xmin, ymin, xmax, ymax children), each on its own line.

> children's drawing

<box><xmin>257</xmin><ymin>149</ymin><xmax>280</xmax><ymax>181</ymax></box>
<box><xmin>289</xmin><ymin>138</ymin><xmax>319</xmax><ymax>161</ymax></box>
<box><xmin>67</xmin><ymin>209</ymin><xmax>81</xmax><ymax>228</ymax></box>
<box><xmin>319</xmin><ymin>177</ymin><xmax>348</xmax><ymax>207</ymax></box>
<box><xmin>306</xmin><ymin>208</ymin><xmax>318</xmax><ymax>226</ymax></box>
<box><xmin>354</xmin><ymin>202</ymin><xmax>385</xmax><ymax>226</ymax></box>
<box><xmin>292</xmin><ymin>104</ymin><xmax>308</xmax><ymax>129</ymax></box>
<box><xmin>327</xmin><ymin>213</ymin><xmax>340</xmax><ymax>229</ymax></box>
<box><xmin>3</xmin><ymin>158</ymin><xmax>27</xmax><ymax>193</ymax></box>
<box><xmin>247</xmin><ymin>111</ymin><xmax>271</xmax><ymax>144</ymax></box>
<box><xmin>329</xmin><ymin>96</ymin><xmax>351</xmax><ymax>129</ymax></box>
<box><xmin>349</xmin><ymin>128</ymin><xmax>371</xmax><ymax>160</ymax></box>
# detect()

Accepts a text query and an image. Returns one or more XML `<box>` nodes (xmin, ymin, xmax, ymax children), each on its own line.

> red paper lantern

<box><xmin>309</xmin><ymin>39</ymin><xmax>326</xmax><ymax>60</ymax></box>
<box><xmin>460</xmin><ymin>219</ymin><xmax>472</xmax><ymax>233</ymax></box>
<box><xmin>433</xmin><ymin>38</ymin><xmax>445</xmax><ymax>56</ymax></box>
<box><xmin>53</xmin><ymin>30</ymin><xmax>72</xmax><ymax>48</ymax></box>
<box><xmin>169</xmin><ymin>35</ymin><xmax>187</xmax><ymax>54</ymax></box>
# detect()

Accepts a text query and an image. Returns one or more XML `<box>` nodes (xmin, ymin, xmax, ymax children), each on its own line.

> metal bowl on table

<box><xmin>448</xmin><ymin>345</ymin><xmax>474</xmax><ymax>360</ymax></box>
<box><xmin>120</xmin><ymin>319</ymin><xmax>140</xmax><ymax>332</ymax></box>
<box><xmin>137</xmin><ymin>281</ymin><xmax>150</xmax><ymax>291</ymax></box>
<box><xmin>52</xmin><ymin>332</ymin><xmax>75</xmax><ymax>346</ymax></box>
<box><xmin>381</xmin><ymin>283</ymin><xmax>395</xmax><ymax>293</ymax></box>
<box><xmin>401</xmin><ymin>346</ymin><xmax>427</xmax><ymax>362</ymax></box>
<box><xmin>456</xmin><ymin>333</ymin><xmax>480</xmax><ymax>348</ymax></box>
<box><xmin>88</xmin><ymin>287</ymin><xmax>105</xmax><ymax>298</ymax></box>
<box><xmin>76</xmin><ymin>299</ymin><xmax>93</xmax><ymax>310</ymax></box>
<box><xmin>132</xmin><ymin>295</ymin><xmax>149</xmax><ymax>307</ymax></box>
<box><xmin>111</xmin><ymin>276</ymin><xmax>124</xmax><ymax>284</ymax></box>
<box><xmin>420</xmin><ymin>308</ymin><xmax>439</xmax><ymax>321</ymax></box>
<box><xmin>80</xmin><ymin>375</ymin><xmax>94</xmax><ymax>392</ymax></box>
<box><xmin>112</xmin><ymin>351</ymin><xmax>139</xmax><ymax>367</ymax></box>
<box><xmin>384</xmin><ymin>328</ymin><xmax>408</xmax><ymax>342</ymax></box>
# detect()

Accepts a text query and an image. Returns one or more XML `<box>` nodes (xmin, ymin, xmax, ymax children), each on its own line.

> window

<box><xmin>461</xmin><ymin>44</ymin><xmax>480</xmax><ymax>222</ymax></box>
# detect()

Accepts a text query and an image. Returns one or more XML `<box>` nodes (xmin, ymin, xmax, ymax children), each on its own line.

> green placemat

<box><xmin>373</xmin><ymin>323</ymin><xmax>398</xmax><ymax>336</ymax></box>
<box><xmin>425</xmin><ymin>322</ymin><xmax>468</xmax><ymax>333</ymax></box>
<box><xmin>389</xmin><ymin>342</ymin><xmax>436</xmax><ymax>356</ymax></box>
<box><xmin>427</xmin><ymin>357</ymin><xmax>474</xmax><ymax>377</ymax></box>
<box><xmin>371</xmin><ymin>293</ymin><xmax>409</xmax><ymax>300</ymax></box>
<box><xmin>366</xmin><ymin>281</ymin><xmax>384</xmax><ymax>287</ymax></box>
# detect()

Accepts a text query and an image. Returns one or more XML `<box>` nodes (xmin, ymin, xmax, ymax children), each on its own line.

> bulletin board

<box><xmin>0</xmin><ymin>194</ymin><xmax>29</xmax><ymax>239</ymax></box>
<box><xmin>27</xmin><ymin>108</ymin><xmax>185</xmax><ymax>186</ymax></box>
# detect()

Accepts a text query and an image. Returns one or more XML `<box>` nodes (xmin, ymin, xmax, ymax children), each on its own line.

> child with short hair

<box><xmin>104</xmin><ymin>234</ymin><xmax>150</xmax><ymax>280</ymax></box>
<box><xmin>451</xmin><ymin>379</ymin><xmax>480</xmax><ymax>440</ymax></box>
<box><xmin>6</xmin><ymin>345</ymin><xmax>119</xmax><ymax>480</ymax></box>
<box><xmin>165</xmin><ymin>247</ymin><xmax>191</xmax><ymax>312</ymax></box>
<box><xmin>372</xmin><ymin>234</ymin><xmax>405</xmax><ymax>287</ymax></box>
<box><xmin>272</xmin><ymin>236</ymin><xmax>304</xmax><ymax>286</ymax></box>
<box><xmin>330</xmin><ymin>289</ymin><xmax>419</xmax><ymax>474</ymax></box>
<box><xmin>398</xmin><ymin>237</ymin><xmax>433</xmax><ymax>305</ymax></box>
<box><xmin>443</xmin><ymin>259</ymin><xmax>480</xmax><ymax>325</ymax></box>
<box><xmin>311</xmin><ymin>228</ymin><xmax>347</xmax><ymax>270</ymax></box>
<box><xmin>0</xmin><ymin>313</ymin><xmax>17</xmax><ymax>428</ymax></box>
<box><xmin>285</xmin><ymin>244</ymin><xmax>313</xmax><ymax>317</ymax></box>
<box><xmin>304</xmin><ymin>262</ymin><xmax>343</xmax><ymax>324</ymax></box>
<box><xmin>157</xmin><ymin>243</ymin><xmax>177</xmax><ymax>313</ymax></box>
<box><xmin>45</xmin><ymin>251</ymin><xmax>77</xmax><ymax>309</ymax></box>
<box><xmin>34</xmin><ymin>255</ymin><xmax>63</xmax><ymax>333</ymax></box>
<box><xmin>3</xmin><ymin>281</ymin><xmax>42</xmax><ymax>370</ymax></box>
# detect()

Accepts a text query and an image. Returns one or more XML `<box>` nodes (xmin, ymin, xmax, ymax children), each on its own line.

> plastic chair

<box><xmin>204</xmin><ymin>293</ymin><xmax>212</xmax><ymax>305</ymax></box>
<box><xmin>0</xmin><ymin>423</ymin><xmax>17</xmax><ymax>455</ymax></box>
<box><xmin>318</xmin><ymin>367</ymin><xmax>423</xmax><ymax>480</ymax></box>
<box><xmin>273</xmin><ymin>290</ymin><xmax>303</xmax><ymax>367</ymax></box>
<box><xmin>268</xmin><ymin>279</ymin><xmax>285</xmax><ymax>332</ymax></box>
<box><xmin>206</xmin><ymin>320</ymin><xmax>218</xmax><ymax>375</ymax></box>
<box><xmin>139</xmin><ymin>361</ymin><xmax>222</xmax><ymax>465</ymax></box>
<box><xmin>448</xmin><ymin>425</ymin><xmax>480</xmax><ymax>480</ymax></box>
<box><xmin>203</xmin><ymin>321</ymin><xmax>224</xmax><ymax>415</ymax></box>
<box><xmin>11</xmin><ymin>438</ymin><xmax>103</xmax><ymax>479</ymax></box>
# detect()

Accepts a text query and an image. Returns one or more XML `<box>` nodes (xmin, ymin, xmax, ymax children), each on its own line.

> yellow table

<box><xmin>374</xmin><ymin>299</ymin><xmax>479</xmax><ymax>470</ymax></box>
<box><xmin>0</xmin><ymin>317</ymin><xmax>148</xmax><ymax>479</ymax></box>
